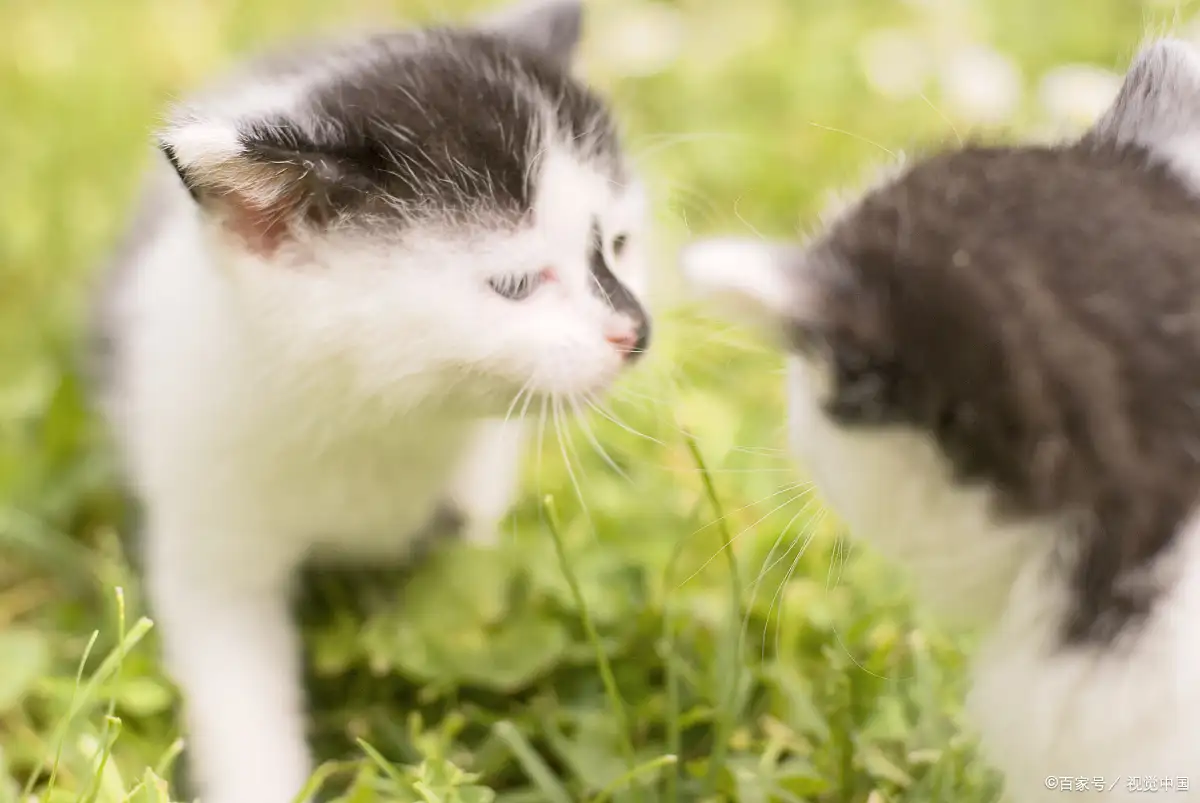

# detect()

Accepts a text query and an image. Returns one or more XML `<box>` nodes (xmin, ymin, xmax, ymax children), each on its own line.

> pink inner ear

<box><xmin>218</xmin><ymin>189</ymin><xmax>297</xmax><ymax>256</ymax></box>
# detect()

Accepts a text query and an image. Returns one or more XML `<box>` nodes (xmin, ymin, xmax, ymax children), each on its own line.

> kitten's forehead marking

<box><xmin>161</xmin><ymin>27</ymin><xmax>627</xmax><ymax>233</ymax></box>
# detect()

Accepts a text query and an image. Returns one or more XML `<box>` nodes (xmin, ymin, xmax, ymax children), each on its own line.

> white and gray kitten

<box><xmin>88</xmin><ymin>2</ymin><xmax>652</xmax><ymax>802</ymax></box>
<box><xmin>684</xmin><ymin>39</ymin><xmax>1200</xmax><ymax>802</ymax></box>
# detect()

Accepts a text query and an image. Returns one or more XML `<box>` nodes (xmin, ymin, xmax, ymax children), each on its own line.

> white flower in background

<box><xmin>1037</xmin><ymin>64</ymin><xmax>1121</xmax><ymax>130</ymax></box>
<box><xmin>859</xmin><ymin>28</ymin><xmax>931</xmax><ymax>99</ymax></box>
<box><xmin>900</xmin><ymin>0</ymin><xmax>968</xmax><ymax>9</ymax></box>
<box><xmin>938</xmin><ymin>44</ymin><xmax>1022</xmax><ymax>125</ymax></box>
<box><xmin>9</xmin><ymin>6</ymin><xmax>80</xmax><ymax>78</ymax></box>
<box><xmin>597</xmin><ymin>3</ymin><xmax>684</xmax><ymax>77</ymax></box>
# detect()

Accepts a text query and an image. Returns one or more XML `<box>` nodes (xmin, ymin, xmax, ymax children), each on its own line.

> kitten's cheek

<box><xmin>624</xmin><ymin>270</ymin><xmax>650</xmax><ymax>303</ymax></box>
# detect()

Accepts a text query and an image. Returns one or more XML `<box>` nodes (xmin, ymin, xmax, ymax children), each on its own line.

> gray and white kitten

<box><xmin>684</xmin><ymin>39</ymin><xmax>1200</xmax><ymax>802</ymax></box>
<box><xmin>88</xmin><ymin>2</ymin><xmax>652</xmax><ymax>802</ymax></box>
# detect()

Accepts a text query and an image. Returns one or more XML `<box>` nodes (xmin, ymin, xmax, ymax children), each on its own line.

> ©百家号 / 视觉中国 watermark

<box><xmin>1044</xmin><ymin>776</ymin><xmax>1191</xmax><ymax>793</ymax></box>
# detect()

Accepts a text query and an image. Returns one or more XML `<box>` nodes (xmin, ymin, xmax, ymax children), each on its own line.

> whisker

<box><xmin>769</xmin><ymin>510</ymin><xmax>827</xmax><ymax>658</ymax></box>
<box><xmin>535</xmin><ymin>395</ymin><xmax>549</xmax><ymax>494</ymax></box>
<box><xmin>755</xmin><ymin>493</ymin><xmax>819</xmax><ymax>586</ymax></box>
<box><xmin>806</xmin><ymin>121</ymin><xmax>898</xmax><ymax>158</ymax></box>
<box><xmin>585</xmin><ymin>395</ymin><xmax>665</xmax><ymax>445</ymax></box>
<box><xmin>745</xmin><ymin>525</ymin><xmax>795</xmax><ymax>649</ymax></box>
<box><xmin>677</xmin><ymin>487</ymin><xmax>811</xmax><ymax>589</ymax></box>
<box><xmin>503</xmin><ymin>378</ymin><xmax>534</xmax><ymax>424</ymax></box>
<box><xmin>629</xmin><ymin>130</ymin><xmax>749</xmax><ymax>162</ymax></box>
<box><xmin>607</xmin><ymin>385</ymin><xmax>669</xmax><ymax>410</ymax></box>
<box><xmin>553</xmin><ymin>396</ymin><xmax>593</xmax><ymax>530</ymax></box>
<box><xmin>568</xmin><ymin>394</ymin><xmax>630</xmax><ymax>481</ymax></box>
<box><xmin>918</xmin><ymin>92</ymin><xmax>964</xmax><ymax>147</ymax></box>
<box><xmin>556</xmin><ymin>396</ymin><xmax>590</xmax><ymax>485</ymax></box>
<box><xmin>684</xmin><ymin>481</ymin><xmax>808</xmax><ymax>541</ymax></box>
<box><xmin>733</xmin><ymin>195</ymin><xmax>766</xmax><ymax>240</ymax></box>
<box><xmin>736</xmin><ymin>497</ymin><xmax>816</xmax><ymax>658</ymax></box>
<box><xmin>519</xmin><ymin>382</ymin><xmax>538</xmax><ymax>422</ymax></box>
<box><xmin>731</xmin><ymin>445</ymin><xmax>789</xmax><ymax>457</ymax></box>
<box><xmin>826</xmin><ymin>533</ymin><xmax>853</xmax><ymax>591</ymax></box>
<box><xmin>662</xmin><ymin>466</ymin><xmax>797</xmax><ymax>474</ymax></box>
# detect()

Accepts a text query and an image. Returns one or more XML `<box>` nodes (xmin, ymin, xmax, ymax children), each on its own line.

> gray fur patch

<box><xmin>162</xmin><ymin>25</ymin><xmax>624</xmax><ymax>230</ymax></box>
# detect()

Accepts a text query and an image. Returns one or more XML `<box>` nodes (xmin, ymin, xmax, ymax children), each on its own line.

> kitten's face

<box><xmin>683</xmin><ymin>39</ymin><xmax>1200</xmax><ymax>641</ymax></box>
<box><xmin>160</xmin><ymin>0</ymin><xmax>651</xmax><ymax>412</ymax></box>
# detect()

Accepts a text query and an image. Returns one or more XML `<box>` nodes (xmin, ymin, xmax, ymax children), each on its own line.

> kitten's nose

<box><xmin>605</xmin><ymin>328</ymin><xmax>639</xmax><ymax>357</ymax></box>
<box><xmin>605</xmin><ymin>319</ymin><xmax>650</xmax><ymax>361</ymax></box>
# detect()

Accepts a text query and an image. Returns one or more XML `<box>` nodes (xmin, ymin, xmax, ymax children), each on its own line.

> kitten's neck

<box><xmin>886</xmin><ymin>507</ymin><xmax>1051</xmax><ymax>632</ymax></box>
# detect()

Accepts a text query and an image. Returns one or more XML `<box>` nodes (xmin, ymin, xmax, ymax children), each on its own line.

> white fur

<box><xmin>679</xmin><ymin>238</ymin><xmax>800</xmax><ymax>330</ymax></box>
<box><xmin>786</xmin><ymin>356</ymin><xmax>1200</xmax><ymax>801</ymax></box>
<box><xmin>971</xmin><ymin>519</ymin><xmax>1200</xmax><ymax>800</ymax></box>
<box><xmin>681</xmin><ymin>37</ymin><xmax>1200</xmax><ymax>803</ymax></box>
<box><xmin>113</xmin><ymin>127</ymin><xmax>648</xmax><ymax>803</ymax></box>
<box><xmin>159</xmin><ymin>118</ymin><xmax>243</xmax><ymax>174</ymax></box>
<box><xmin>783</xmin><ymin>360</ymin><xmax>1045</xmax><ymax>629</ymax></box>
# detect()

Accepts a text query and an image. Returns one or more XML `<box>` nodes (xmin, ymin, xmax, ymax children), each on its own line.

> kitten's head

<box><xmin>683</xmin><ymin>40</ymin><xmax>1200</xmax><ymax>641</ymax></box>
<box><xmin>160</xmin><ymin>0</ymin><xmax>650</xmax><ymax>412</ymax></box>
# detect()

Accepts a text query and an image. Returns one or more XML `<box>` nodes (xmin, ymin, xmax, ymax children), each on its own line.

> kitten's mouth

<box><xmin>492</xmin><ymin>331</ymin><xmax>651</xmax><ymax>418</ymax></box>
<box><xmin>500</xmin><ymin>372</ymin><xmax>628</xmax><ymax>419</ymax></box>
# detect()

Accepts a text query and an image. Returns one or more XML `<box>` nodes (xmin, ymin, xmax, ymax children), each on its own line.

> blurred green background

<box><xmin>0</xmin><ymin>0</ymin><xmax>1180</xmax><ymax>801</ymax></box>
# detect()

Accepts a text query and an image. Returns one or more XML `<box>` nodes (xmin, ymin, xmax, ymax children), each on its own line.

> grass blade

<box><xmin>589</xmin><ymin>755</ymin><xmax>678</xmax><ymax>803</ymax></box>
<box><xmin>683</xmin><ymin>431</ymin><xmax>744</xmax><ymax>794</ymax></box>
<box><xmin>492</xmin><ymin>721</ymin><xmax>572</xmax><ymax>803</ymax></box>
<box><xmin>24</xmin><ymin>588</ymin><xmax>152</xmax><ymax>801</ymax></box>
<box><xmin>291</xmin><ymin>760</ymin><xmax>359</xmax><ymax>803</ymax></box>
<box><xmin>660</xmin><ymin>620</ymin><xmax>681</xmax><ymax>803</ymax></box>
<box><xmin>80</xmin><ymin>587</ymin><xmax>130</xmax><ymax>803</ymax></box>
<box><xmin>355</xmin><ymin>738</ymin><xmax>407</xmax><ymax>789</ymax></box>
<box><xmin>541</xmin><ymin>496</ymin><xmax>638</xmax><ymax>779</ymax></box>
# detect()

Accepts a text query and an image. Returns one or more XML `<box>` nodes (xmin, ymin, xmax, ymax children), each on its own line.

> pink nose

<box><xmin>605</xmin><ymin>328</ymin><xmax>638</xmax><ymax>356</ymax></box>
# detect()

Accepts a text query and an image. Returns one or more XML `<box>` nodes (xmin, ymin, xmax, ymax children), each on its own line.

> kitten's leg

<box><xmin>145</xmin><ymin>524</ymin><xmax>311</xmax><ymax>803</ymax></box>
<box><xmin>445</xmin><ymin>419</ymin><xmax>526</xmax><ymax>546</ymax></box>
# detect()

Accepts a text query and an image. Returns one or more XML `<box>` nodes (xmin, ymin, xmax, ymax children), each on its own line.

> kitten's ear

<box><xmin>680</xmin><ymin>238</ymin><xmax>800</xmax><ymax>339</ymax></box>
<box><xmin>1087</xmin><ymin>39</ymin><xmax>1200</xmax><ymax>159</ymax></box>
<box><xmin>158</xmin><ymin>114</ymin><xmax>362</xmax><ymax>254</ymax></box>
<box><xmin>480</xmin><ymin>0</ymin><xmax>584</xmax><ymax>69</ymax></box>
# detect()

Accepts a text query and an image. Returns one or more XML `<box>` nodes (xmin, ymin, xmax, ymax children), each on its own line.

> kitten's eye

<box><xmin>611</xmin><ymin>233</ymin><xmax>629</xmax><ymax>258</ymax></box>
<box><xmin>488</xmin><ymin>272</ymin><xmax>541</xmax><ymax>301</ymax></box>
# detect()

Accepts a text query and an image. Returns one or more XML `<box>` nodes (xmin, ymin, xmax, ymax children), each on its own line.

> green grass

<box><xmin>0</xmin><ymin>0</ymin><xmax>1175</xmax><ymax>800</ymax></box>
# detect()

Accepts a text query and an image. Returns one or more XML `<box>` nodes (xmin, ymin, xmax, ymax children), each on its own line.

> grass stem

<box><xmin>542</xmin><ymin>495</ymin><xmax>640</xmax><ymax>799</ymax></box>
<box><xmin>683</xmin><ymin>431</ymin><xmax>744</xmax><ymax>794</ymax></box>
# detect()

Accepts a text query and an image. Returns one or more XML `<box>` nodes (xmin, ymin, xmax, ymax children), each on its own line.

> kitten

<box><xmin>682</xmin><ymin>38</ymin><xmax>1200</xmax><ymax>802</ymax></box>
<box><xmin>87</xmin><ymin>2</ymin><xmax>652</xmax><ymax>802</ymax></box>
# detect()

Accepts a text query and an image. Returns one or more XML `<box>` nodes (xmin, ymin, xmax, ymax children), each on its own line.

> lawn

<box><xmin>0</xmin><ymin>0</ymin><xmax>1174</xmax><ymax>801</ymax></box>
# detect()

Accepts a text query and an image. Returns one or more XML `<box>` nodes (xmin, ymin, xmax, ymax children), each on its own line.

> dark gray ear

<box><xmin>480</xmin><ymin>0</ymin><xmax>584</xmax><ymax>69</ymax></box>
<box><xmin>1088</xmin><ymin>39</ymin><xmax>1200</xmax><ymax>156</ymax></box>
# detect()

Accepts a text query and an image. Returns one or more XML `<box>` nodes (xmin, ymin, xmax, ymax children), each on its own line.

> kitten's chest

<box><xmin>245</xmin><ymin>412</ymin><xmax>472</xmax><ymax>553</ymax></box>
<box><xmin>958</xmin><ymin>521</ymin><xmax>1200</xmax><ymax>801</ymax></box>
